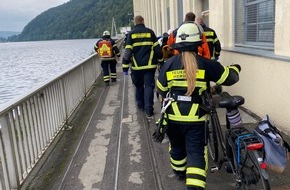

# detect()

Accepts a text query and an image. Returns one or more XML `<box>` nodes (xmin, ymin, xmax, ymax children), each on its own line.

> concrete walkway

<box><xmin>21</xmin><ymin>66</ymin><xmax>290</xmax><ymax>190</ymax></box>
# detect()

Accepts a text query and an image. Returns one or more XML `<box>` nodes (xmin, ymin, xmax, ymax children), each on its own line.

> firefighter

<box><xmin>122</xmin><ymin>15</ymin><xmax>163</xmax><ymax>118</ymax></box>
<box><xmin>94</xmin><ymin>31</ymin><xmax>120</xmax><ymax>86</ymax></box>
<box><xmin>167</xmin><ymin>12</ymin><xmax>211</xmax><ymax>59</ymax></box>
<box><xmin>196</xmin><ymin>17</ymin><xmax>221</xmax><ymax>60</ymax></box>
<box><xmin>156</xmin><ymin>22</ymin><xmax>241</xmax><ymax>190</ymax></box>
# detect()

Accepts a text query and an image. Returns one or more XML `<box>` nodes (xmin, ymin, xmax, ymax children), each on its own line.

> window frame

<box><xmin>234</xmin><ymin>0</ymin><xmax>275</xmax><ymax>50</ymax></box>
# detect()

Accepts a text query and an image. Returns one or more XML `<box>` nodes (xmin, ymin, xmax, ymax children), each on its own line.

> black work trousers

<box><xmin>130</xmin><ymin>69</ymin><xmax>156</xmax><ymax>115</ymax></box>
<box><xmin>101</xmin><ymin>60</ymin><xmax>117</xmax><ymax>83</ymax></box>
<box><xmin>166</xmin><ymin>122</ymin><xmax>207</xmax><ymax>190</ymax></box>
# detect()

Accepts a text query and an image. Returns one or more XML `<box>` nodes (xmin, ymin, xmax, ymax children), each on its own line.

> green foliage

<box><xmin>8</xmin><ymin>0</ymin><xmax>133</xmax><ymax>42</ymax></box>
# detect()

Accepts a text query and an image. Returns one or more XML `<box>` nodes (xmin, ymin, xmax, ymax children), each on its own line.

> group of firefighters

<box><xmin>94</xmin><ymin>12</ymin><xmax>241</xmax><ymax>190</ymax></box>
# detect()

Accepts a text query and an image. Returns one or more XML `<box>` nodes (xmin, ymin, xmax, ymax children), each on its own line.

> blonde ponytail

<box><xmin>182</xmin><ymin>51</ymin><xmax>197</xmax><ymax>96</ymax></box>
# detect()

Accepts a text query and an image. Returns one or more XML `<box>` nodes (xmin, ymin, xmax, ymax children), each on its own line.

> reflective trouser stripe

<box><xmin>187</xmin><ymin>168</ymin><xmax>206</xmax><ymax>177</ymax></box>
<box><xmin>111</xmin><ymin>73</ymin><xmax>117</xmax><ymax>79</ymax></box>
<box><xmin>186</xmin><ymin>178</ymin><xmax>206</xmax><ymax>189</ymax></box>
<box><xmin>170</xmin><ymin>157</ymin><xmax>187</xmax><ymax>171</ymax></box>
<box><xmin>186</xmin><ymin>167</ymin><xmax>206</xmax><ymax>188</ymax></box>
<box><xmin>103</xmin><ymin>75</ymin><xmax>110</xmax><ymax>82</ymax></box>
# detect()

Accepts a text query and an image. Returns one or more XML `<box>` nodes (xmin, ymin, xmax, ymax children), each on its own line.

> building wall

<box><xmin>133</xmin><ymin>0</ymin><xmax>290</xmax><ymax>134</ymax></box>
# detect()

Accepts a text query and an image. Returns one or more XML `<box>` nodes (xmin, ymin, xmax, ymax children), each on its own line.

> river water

<box><xmin>0</xmin><ymin>39</ymin><xmax>98</xmax><ymax>105</ymax></box>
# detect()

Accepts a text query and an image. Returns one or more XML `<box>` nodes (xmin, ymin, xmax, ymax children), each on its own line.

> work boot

<box><xmin>105</xmin><ymin>82</ymin><xmax>109</xmax><ymax>86</ymax></box>
<box><xmin>173</xmin><ymin>170</ymin><xmax>186</xmax><ymax>180</ymax></box>
<box><xmin>111</xmin><ymin>79</ymin><xmax>117</xmax><ymax>82</ymax></box>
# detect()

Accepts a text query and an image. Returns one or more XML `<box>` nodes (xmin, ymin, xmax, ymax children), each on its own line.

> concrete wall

<box><xmin>132</xmin><ymin>0</ymin><xmax>290</xmax><ymax>134</ymax></box>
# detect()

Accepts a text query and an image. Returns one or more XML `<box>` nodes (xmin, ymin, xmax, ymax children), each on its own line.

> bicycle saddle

<box><xmin>219</xmin><ymin>92</ymin><xmax>245</xmax><ymax>108</ymax></box>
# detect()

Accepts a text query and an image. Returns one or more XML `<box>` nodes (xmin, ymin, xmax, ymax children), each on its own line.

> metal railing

<box><xmin>0</xmin><ymin>38</ymin><xmax>123</xmax><ymax>189</ymax></box>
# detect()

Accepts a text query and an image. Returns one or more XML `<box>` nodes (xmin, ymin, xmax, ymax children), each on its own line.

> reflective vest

<box><xmin>98</xmin><ymin>40</ymin><xmax>113</xmax><ymax>58</ymax></box>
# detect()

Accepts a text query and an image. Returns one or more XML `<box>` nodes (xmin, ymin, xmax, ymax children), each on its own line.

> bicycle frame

<box><xmin>206</xmin><ymin>91</ymin><xmax>270</xmax><ymax>189</ymax></box>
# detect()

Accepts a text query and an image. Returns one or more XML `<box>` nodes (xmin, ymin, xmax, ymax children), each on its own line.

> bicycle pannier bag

<box><xmin>254</xmin><ymin>115</ymin><xmax>290</xmax><ymax>173</ymax></box>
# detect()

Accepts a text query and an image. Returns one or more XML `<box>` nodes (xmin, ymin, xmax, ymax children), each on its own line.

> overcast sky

<box><xmin>0</xmin><ymin>0</ymin><xmax>70</xmax><ymax>32</ymax></box>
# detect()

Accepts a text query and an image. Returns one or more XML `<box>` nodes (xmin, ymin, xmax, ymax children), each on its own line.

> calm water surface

<box><xmin>0</xmin><ymin>39</ymin><xmax>98</xmax><ymax>105</ymax></box>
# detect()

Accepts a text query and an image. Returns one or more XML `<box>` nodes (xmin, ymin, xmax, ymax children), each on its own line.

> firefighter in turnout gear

<box><xmin>122</xmin><ymin>15</ymin><xmax>163</xmax><ymax>117</ymax></box>
<box><xmin>196</xmin><ymin>17</ymin><xmax>221</xmax><ymax>60</ymax></box>
<box><xmin>94</xmin><ymin>30</ymin><xmax>120</xmax><ymax>86</ymax></box>
<box><xmin>156</xmin><ymin>22</ymin><xmax>241</xmax><ymax>190</ymax></box>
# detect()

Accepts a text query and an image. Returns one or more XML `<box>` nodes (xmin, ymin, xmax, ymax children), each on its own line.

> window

<box><xmin>235</xmin><ymin>0</ymin><xmax>275</xmax><ymax>49</ymax></box>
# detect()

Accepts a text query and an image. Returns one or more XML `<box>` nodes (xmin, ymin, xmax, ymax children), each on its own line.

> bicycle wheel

<box><xmin>239</xmin><ymin>149</ymin><xmax>270</xmax><ymax>190</ymax></box>
<box><xmin>207</xmin><ymin>113</ymin><xmax>219</xmax><ymax>162</ymax></box>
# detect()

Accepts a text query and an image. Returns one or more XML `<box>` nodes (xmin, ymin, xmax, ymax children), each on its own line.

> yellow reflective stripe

<box><xmin>171</xmin><ymin>164</ymin><xmax>186</xmax><ymax>171</ymax></box>
<box><xmin>228</xmin><ymin>66</ymin><xmax>240</xmax><ymax>74</ymax></box>
<box><xmin>197</xmin><ymin>81</ymin><xmax>207</xmax><ymax>95</ymax></box>
<box><xmin>171</xmin><ymin>102</ymin><xmax>181</xmax><ymax>115</ymax></box>
<box><xmin>133</xmin><ymin>41</ymin><xmax>154</xmax><ymax>47</ymax></box>
<box><xmin>132</xmin><ymin>57</ymin><xmax>138</xmax><ymax>68</ymax></box>
<box><xmin>132</xmin><ymin>33</ymin><xmax>151</xmax><ymax>39</ymax></box>
<box><xmin>186</xmin><ymin>179</ymin><xmax>206</xmax><ymax>188</ymax></box>
<box><xmin>168</xmin><ymin>80</ymin><xmax>187</xmax><ymax>88</ymax></box>
<box><xmin>113</xmin><ymin>44</ymin><xmax>117</xmax><ymax>47</ymax></box>
<box><xmin>167</xmin><ymin>70</ymin><xmax>186</xmax><ymax>80</ymax></box>
<box><xmin>156</xmin><ymin>80</ymin><xmax>168</xmax><ymax>92</ymax></box>
<box><xmin>131</xmin><ymin>64</ymin><xmax>157</xmax><ymax>70</ymax></box>
<box><xmin>125</xmin><ymin>44</ymin><xmax>133</xmax><ymax>49</ymax></box>
<box><xmin>166</xmin><ymin>70</ymin><xmax>205</xmax><ymax>81</ymax></box>
<box><xmin>204</xmin><ymin>31</ymin><xmax>214</xmax><ymax>37</ymax></box>
<box><xmin>206</xmin><ymin>39</ymin><xmax>214</xmax><ymax>43</ymax></box>
<box><xmin>187</xmin><ymin>167</ymin><xmax>206</xmax><ymax>177</ymax></box>
<box><xmin>168</xmin><ymin>114</ymin><xmax>206</xmax><ymax>122</ymax></box>
<box><xmin>213</xmin><ymin>38</ymin><xmax>219</xmax><ymax>43</ymax></box>
<box><xmin>216</xmin><ymin>66</ymin><xmax>229</xmax><ymax>85</ymax></box>
<box><xmin>196</xmin><ymin>70</ymin><xmax>205</xmax><ymax>79</ymax></box>
<box><xmin>148</xmin><ymin>46</ymin><xmax>154</xmax><ymax>66</ymax></box>
<box><xmin>170</xmin><ymin>157</ymin><xmax>187</xmax><ymax>165</ymax></box>
<box><xmin>188</xmin><ymin>104</ymin><xmax>198</xmax><ymax>116</ymax></box>
<box><xmin>153</xmin><ymin>41</ymin><xmax>160</xmax><ymax>47</ymax></box>
<box><xmin>122</xmin><ymin>64</ymin><xmax>129</xmax><ymax>69</ymax></box>
<box><xmin>204</xmin><ymin>145</ymin><xmax>208</xmax><ymax>171</ymax></box>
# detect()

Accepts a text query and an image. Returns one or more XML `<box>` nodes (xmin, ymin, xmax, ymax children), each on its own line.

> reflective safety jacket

<box><xmin>122</xmin><ymin>24</ymin><xmax>163</xmax><ymax>71</ymax></box>
<box><xmin>94</xmin><ymin>36</ymin><xmax>120</xmax><ymax>60</ymax></box>
<box><xmin>156</xmin><ymin>54</ymin><xmax>240</xmax><ymax>125</ymax></box>
<box><xmin>201</xmin><ymin>25</ymin><xmax>221</xmax><ymax>60</ymax></box>
<box><xmin>167</xmin><ymin>28</ymin><xmax>211</xmax><ymax>59</ymax></box>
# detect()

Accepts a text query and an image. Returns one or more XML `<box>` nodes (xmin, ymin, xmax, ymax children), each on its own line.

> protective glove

<box><xmin>152</xmin><ymin>114</ymin><xmax>168</xmax><ymax>143</ymax></box>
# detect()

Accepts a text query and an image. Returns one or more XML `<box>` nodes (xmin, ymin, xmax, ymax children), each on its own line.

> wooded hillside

<box><xmin>8</xmin><ymin>0</ymin><xmax>133</xmax><ymax>41</ymax></box>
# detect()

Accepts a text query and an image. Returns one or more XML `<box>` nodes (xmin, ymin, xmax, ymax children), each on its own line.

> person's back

<box><xmin>166</xmin><ymin>12</ymin><xmax>211</xmax><ymax>59</ymax></box>
<box><xmin>122</xmin><ymin>15</ymin><xmax>163</xmax><ymax>117</ymax></box>
<box><xmin>94</xmin><ymin>31</ymin><xmax>120</xmax><ymax>85</ymax></box>
<box><xmin>123</xmin><ymin>23</ymin><xmax>162</xmax><ymax>69</ymax></box>
<box><xmin>196</xmin><ymin>17</ymin><xmax>221</xmax><ymax>60</ymax></box>
<box><xmin>156</xmin><ymin>22</ymin><xmax>241</xmax><ymax>190</ymax></box>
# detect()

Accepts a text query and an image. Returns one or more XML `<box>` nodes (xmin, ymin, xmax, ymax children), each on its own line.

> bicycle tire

<box><xmin>239</xmin><ymin>149</ymin><xmax>271</xmax><ymax>190</ymax></box>
<box><xmin>207</xmin><ymin>114</ymin><xmax>219</xmax><ymax>162</ymax></box>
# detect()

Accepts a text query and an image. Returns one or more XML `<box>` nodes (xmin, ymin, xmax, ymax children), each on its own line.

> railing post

<box><xmin>60</xmin><ymin>79</ymin><xmax>68</xmax><ymax>125</ymax></box>
<box><xmin>0</xmin><ymin>115</ymin><xmax>20</xmax><ymax>190</ymax></box>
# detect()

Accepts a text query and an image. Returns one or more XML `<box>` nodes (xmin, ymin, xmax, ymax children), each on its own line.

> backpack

<box><xmin>97</xmin><ymin>40</ymin><xmax>113</xmax><ymax>58</ymax></box>
<box><xmin>254</xmin><ymin>115</ymin><xmax>290</xmax><ymax>173</ymax></box>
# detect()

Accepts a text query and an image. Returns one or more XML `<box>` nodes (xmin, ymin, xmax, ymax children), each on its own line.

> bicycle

<box><xmin>204</xmin><ymin>89</ymin><xmax>271</xmax><ymax>190</ymax></box>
